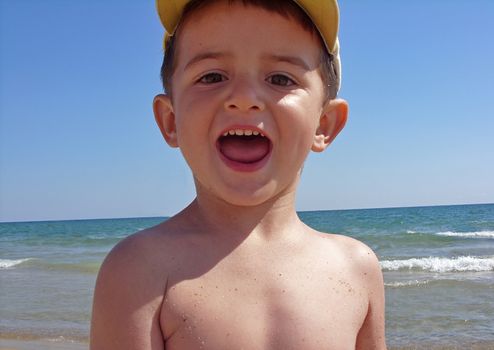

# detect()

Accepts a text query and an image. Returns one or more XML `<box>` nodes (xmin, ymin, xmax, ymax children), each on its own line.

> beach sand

<box><xmin>0</xmin><ymin>338</ymin><xmax>88</xmax><ymax>350</ymax></box>
<box><xmin>389</xmin><ymin>344</ymin><xmax>494</xmax><ymax>350</ymax></box>
<box><xmin>1</xmin><ymin>338</ymin><xmax>493</xmax><ymax>350</ymax></box>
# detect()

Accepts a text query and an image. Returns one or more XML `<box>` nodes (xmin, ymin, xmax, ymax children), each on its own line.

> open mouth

<box><xmin>217</xmin><ymin>128</ymin><xmax>272</xmax><ymax>169</ymax></box>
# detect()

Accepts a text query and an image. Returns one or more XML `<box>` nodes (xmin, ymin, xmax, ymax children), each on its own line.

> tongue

<box><xmin>219</xmin><ymin>135</ymin><xmax>270</xmax><ymax>163</ymax></box>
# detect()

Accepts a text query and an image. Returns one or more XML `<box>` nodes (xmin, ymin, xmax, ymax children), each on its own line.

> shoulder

<box><xmin>99</xmin><ymin>224</ymin><xmax>168</xmax><ymax>276</ymax></box>
<box><xmin>335</xmin><ymin>234</ymin><xmax>380</xmax><ymax>270</ymax></box>
<box><xmin>90</xmin><ymin>221</ymin><xmax>179</xmax><ymax>349</ymax></box>
<box><xmin>319</xmin><ymin>233</ymin><xmax>387</xmax><ymax>349</ymax></box>
<box><xmin>95</xmin><ymin>220</ymin><xmax>184</xmax><ymax>293</ymax></box>
<box><xmin>315</xmin><ymin>231</ymin><xmax>380</xmax><ymax>262</ymax></box>
<box><xmin>92</xmin><ymin>222</ymin><xmax>176</xmax><ymax>306</ymax></box>
<box><xmin>314</xmin><ymin>231</ymin><xmax>383</xmax><ymax>286</ymax></box>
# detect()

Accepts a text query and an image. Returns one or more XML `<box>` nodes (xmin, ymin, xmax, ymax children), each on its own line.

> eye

<box><xmin>197</xmin><ymin>72</ymin><xmax>227</xmax><ymax>84</ymax></box>
<box><xmin>267</xmin><ymin>74</ymin><xmax>296</xmax><ymax>87</ymax></box>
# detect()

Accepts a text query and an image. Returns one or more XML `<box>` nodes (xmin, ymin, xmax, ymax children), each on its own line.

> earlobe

<box><xmin>311</xmin><ymin>99</ymin><xmax>348</xmax><ymax>153</ymax></box>
<box><xmin>153</xmin><ymin>94</ymin><xmax>179</xmax><ymax>148</ymax></box>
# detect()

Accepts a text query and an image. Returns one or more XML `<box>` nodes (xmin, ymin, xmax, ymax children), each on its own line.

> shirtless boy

<box><xmin>90</xmin><ymin>0</ymin><xmax>386</xmax><ymax>349</ymax></box>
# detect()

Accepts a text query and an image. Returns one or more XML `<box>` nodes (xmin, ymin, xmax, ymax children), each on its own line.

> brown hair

<box><xmin>160</xmin><ymin>0</ymin><xmax>338</xmax><ymax>101</ymax></box>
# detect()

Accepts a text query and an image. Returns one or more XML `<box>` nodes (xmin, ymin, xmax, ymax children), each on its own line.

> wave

<box><xmin>87</xmin><ymin>232</ymin><xmax>130</xmax><ymax>240</ymax></box>
<box><xmin>43</xmin><ymin>261</ymin><xmax>101</xmax><ymax>274</ymax></box>
<box><xmin>0</xmin><ymin>258</ymin><xmax>33</xmax><ymax>269</ymax></box>
<box><xmin>380</xmin><ymin>256</ymin><xmax>494</xmax><ymax>273</ymax></box>
<box><xmin>0</xmin><ymin>258</ymin><xmax>100</xmax><ymax>273</ymax></box>
<box><xmin>384</xmin><ymin>280</ymin><xmax>430</xmax><ymax>288</ymax></box>
<box><xmin>435</xmin><ymin>230</ymin><xmax>494</xmax><ymax>238</ymax></box>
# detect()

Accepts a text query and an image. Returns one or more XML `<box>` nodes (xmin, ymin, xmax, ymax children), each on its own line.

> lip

<box><xmin>216</xmin><ymin>125</ymin><xmax>272</xmax><ymax>173</ymax></box>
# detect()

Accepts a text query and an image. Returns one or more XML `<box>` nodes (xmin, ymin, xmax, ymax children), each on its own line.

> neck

<box><xmin>178</xmin><ymin>186</ymin><xmax>304</xmax><ymax>243</ymax></box>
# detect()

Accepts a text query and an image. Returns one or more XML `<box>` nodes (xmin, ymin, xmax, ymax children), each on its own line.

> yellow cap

<box><xmin>155</xmin><ymin>0</ymin><xmax>341</xmax><ymax>89</ymax></box>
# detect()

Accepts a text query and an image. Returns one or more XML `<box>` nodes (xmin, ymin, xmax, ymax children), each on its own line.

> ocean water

<box><xmin>1</xmin><ymin>204</ymin><xmax>493</xmax><ymax>349</ymax></box>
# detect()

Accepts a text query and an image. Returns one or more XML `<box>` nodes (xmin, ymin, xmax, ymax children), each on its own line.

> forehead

<box><xmin>174</xmin><ymin>1</ymin><xmax>323</xmax><ymax>68</ymax></box>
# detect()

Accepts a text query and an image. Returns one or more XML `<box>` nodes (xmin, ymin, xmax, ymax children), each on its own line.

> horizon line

<box><xmin>1</xmin><ymin>201</ymin><xmax>492</xmax><ymax>224</ymax></box>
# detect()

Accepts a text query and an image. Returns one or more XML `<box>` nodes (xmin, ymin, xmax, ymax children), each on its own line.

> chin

<box><xmin>222</xmin><ymin>195</ymin><xmax>272</xmax><ymax>208</ymax></box>
<box><xmin>217</xmin><ymin>182</ymin><xmax>297</xmax><ymax>209</ymax></box>
<box><xmin>194</xmin><ymin>171</ymin><xmax>300</xmax><ymax>208</ymax></box>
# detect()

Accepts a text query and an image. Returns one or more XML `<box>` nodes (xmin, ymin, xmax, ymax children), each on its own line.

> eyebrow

<box><xmin>183</xmin><ymin>52</ymin><xmax>231</xmax><ymax>71</ymax></box>
<box><xmin>182</xmin><ymin>52</ymin><xmax>312</xmax><ymax>71</ymax></box>
<box><xmin>262</xmin><ymin>54</ymin><xmax>312</xmax><ymax>71</ymax></box>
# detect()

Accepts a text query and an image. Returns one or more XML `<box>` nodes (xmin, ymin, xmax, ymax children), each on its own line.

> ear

<box><xmin>312</xmin><ymin>98</ymin><xmax>348</xmax><ymax>152</ymax></box>
<box><xmin>153</xmin><ymin>94</ymin><xmax>178</xmax><ymax>148</ymax></box>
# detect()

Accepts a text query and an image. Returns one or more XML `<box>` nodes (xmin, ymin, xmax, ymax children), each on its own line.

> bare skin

<box><xmin>91</xmin><ymin>2</ymin><xmax>386</xmax><ymax>349</ymax></box>
<box><xmin>91</xmin><ymin>191</ymin><xmax>386</xmax><ymax>350</ymax></box>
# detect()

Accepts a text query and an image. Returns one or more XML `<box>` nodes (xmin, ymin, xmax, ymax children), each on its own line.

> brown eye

<box><xmin>198</xmin><ymin>72</ymin><xmax>226</xmax><ymax>84</ymax></box>
<box><xmin>267</xmin><ymin>74</ymin><xmax>296</xmax><ymax>87</ymax></box>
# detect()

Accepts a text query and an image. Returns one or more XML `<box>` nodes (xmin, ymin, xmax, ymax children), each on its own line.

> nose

<box><xmin>224</xmin><ymin>76</ymin><xmax>265</xmax><ymax>112</ymax></box>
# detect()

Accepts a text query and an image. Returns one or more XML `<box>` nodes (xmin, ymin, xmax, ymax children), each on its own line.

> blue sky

<box><xmin>1</xmin><ymin>1</ymin><xmax>493</xmax><ymax>222</ymax></box>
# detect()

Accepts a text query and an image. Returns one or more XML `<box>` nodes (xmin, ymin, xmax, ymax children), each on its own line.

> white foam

<box><xmin>88</xmin><ymin>234</ymin><xmax>110</xmax><ymax>240</ymax></box>
<box><xmin>0</xmin><ymin>258</ymin><xmax>32</xmax><ymax>269</ymax></box>
<box><xmin>384</xmin><ymin>280</ymin><xmax>430</xmax><ymax>288</ymax></box>
<box><xmin>435</xmin><ymin>230</ymin><xmax>494</xmax><ymax>238</ymax></box>
<box><xmin>380</xmin><ymin>256</ymin><xmax>494</xmax><ymax>273</ymax></box>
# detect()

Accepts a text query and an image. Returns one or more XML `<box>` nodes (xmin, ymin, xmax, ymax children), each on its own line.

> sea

<box><xmin>1</xmin><ymin>203</ymin><xmax>493</xmax><ymax>350</ymax></box>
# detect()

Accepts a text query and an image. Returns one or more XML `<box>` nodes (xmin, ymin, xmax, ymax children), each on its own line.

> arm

<box><xmin>355</xmin><ymin>245</ymin><xmax>387</xmax><ymax>350</ymax></box>
<box><xmin>90</xmin><ymin>234</ymin><xmax>166</xmax><ymax>350</ymax></box>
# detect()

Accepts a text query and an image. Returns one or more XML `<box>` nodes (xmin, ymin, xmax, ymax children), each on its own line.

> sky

<box><xmin>0</xmin><ymin>0</ymin><xmax>493</xmax><ymax>222</ymax></box>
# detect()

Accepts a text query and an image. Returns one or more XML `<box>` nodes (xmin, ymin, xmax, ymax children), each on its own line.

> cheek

<box><xmin>173</xmin><ymin>112</ymin><xmax>202</xmax><ymax>160</ymax></box>
<box><xmin>173</xmin><ymin>95</ymin><xmax>211</xmax><ymax>140</ymax></box>
<box><xmin>273</xmin><ymin>98</ymin><xmax>320</xmax><ymax>176</ymax></box>
<box><xmin>277</xmin><ymin>95</ymin><xmax>321</xmax><ymax>139</ymax></box>
<box><xmin>173</xmin><ymin>110</ymin><xmax>216</xmax><ymax>171</ymax></box>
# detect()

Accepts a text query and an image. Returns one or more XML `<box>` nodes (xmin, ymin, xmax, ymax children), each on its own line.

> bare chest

<box><xmin>160</xmin><ymin>262</ymin><xmax>368</xmax><ymax>350</ymax></box>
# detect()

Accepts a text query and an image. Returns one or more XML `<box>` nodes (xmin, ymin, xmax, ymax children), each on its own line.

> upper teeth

<box><xmin>223</xmin><ymin>129</ymin><xmax>264</xmax><ymax>137</ymax></box>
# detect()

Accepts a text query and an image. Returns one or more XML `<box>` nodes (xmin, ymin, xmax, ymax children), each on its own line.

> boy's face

<box><xmin>154</xmin><ymin>1</ymin><xmax>347</xmax><ymax>207</ymax></box>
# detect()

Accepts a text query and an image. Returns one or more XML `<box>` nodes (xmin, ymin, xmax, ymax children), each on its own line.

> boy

<box><xmin>90</xmin><ymin>0</ymin><xmax>386</xmax><ymax>349</ymax></box>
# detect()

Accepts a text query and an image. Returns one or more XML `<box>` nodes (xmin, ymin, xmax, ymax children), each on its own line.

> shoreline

<box><xmin>1</xmin><ymin>338</ymin><xmax>493</xmax><ymax>350</ymax></box>
<box><xmin>0</xmin><ymin>338</ymin><xmax>88</xmax><ymax>350</ymax></box>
